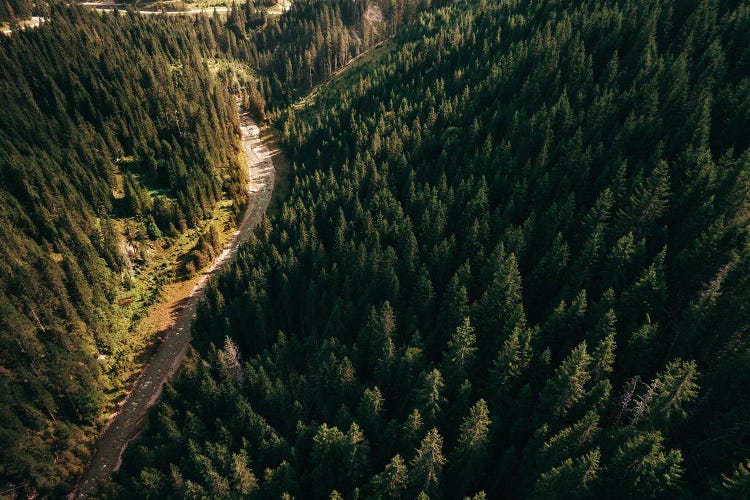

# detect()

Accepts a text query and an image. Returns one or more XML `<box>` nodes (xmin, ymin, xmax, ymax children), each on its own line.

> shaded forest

<box><xmin>113</xmin><ymin>0</ymin><xmax>750</xmax><ymax>497</ymax></box>
<box><xmin>0</xmin><ymin>0</ymin><xmax>35</xmax><ymax>22</ymax></box>
<box><xmin>199</xmin><ymin>0</ymin><xmax>434</xmax><ymax>116</ymax></box>
<box><xmin>0</xmin><ymin>6</ymin><xmax>243</xmax><ymax>495</ymax></box>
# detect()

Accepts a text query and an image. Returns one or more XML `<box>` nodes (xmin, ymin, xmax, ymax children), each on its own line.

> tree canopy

<box><xmin>0</xmin><ymin>6</ymin><xmax>243</xmax><ymax>495</ymax></box>
<box><xmin>111</xmin><ymin>0</ymin><xmax>750</xmax><ymax>497</ymax></box>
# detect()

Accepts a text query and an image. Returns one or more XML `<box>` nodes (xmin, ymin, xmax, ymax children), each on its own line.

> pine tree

<box><xmin>409</xmin><ymin>428</ymin><xmax>446</xmax><ymax>498</ymax></box>
<box><xmin>442</xmin><ymin>317</ymin><xmax>478</xmax><ymax>388</ymax></box>
<box><xmin>471</xmin><ymin>252</ymin><xmax>526</xmax><ymax>356</ymax></box>
<box><xmin>231</xmin><ymin>451</ymin><xmax>258</xmax><ymax>495</ymax></box>
<box><xmin>538</xmin><ymin>342</ymin><xmax>593</xmax><ymax>423</ymax></box>
<box><xmin>531</xmin><ymin>448</ymin><xmax>600</xmax><ymax>499</ymax></box>
<box><xmin>645</xmin><ymin>359</ymin><xmax>699</xmax><ymax>430</ymax></box>
<box><xmin>534</xmin><ymin>410</ymin><xmax>599</xmax><ymax>474</ymax></box>
<box><xmin>448</xmin><ymin>399</ymin><xmax>491</xmax><ymax>497</ymax></box>
<box><xmin>415</xmin><ymin>368</ymin><xmax>446</xmax><ymax>425</ymax></box>
<box><xmin>370</xmin><ymin>454</ymin><xmax>408</xmax><ymax>498</ymax></box>
<box><xmin>608</xmin><ymin>431</ymin><xmax>684</xmax><ymax>498</ymax></box>
<box><xmin>357</xmin><ymin>386</ymin><xmax>385</xmax><ymax>438</ymax></box>
<box><xmin>718</xmin><ymin>460</ymin><xmax>750</xmax><ymax>498</ymax></box>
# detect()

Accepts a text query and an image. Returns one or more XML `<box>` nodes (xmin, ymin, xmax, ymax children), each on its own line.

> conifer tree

<box><xmin>448</xmin><ymin>399</ymin><xmax>491</xmax><ymax>497</ymax></box>
<box><xmin>370</xmin><ymin>454</ymin><xmax>408</xmax><ymax>498</ymax></box>
<box><xmin>538</xmin><ymin>342</ymin><xmax>593</xmax><ymax>423</ymax></box>
<box><xmin>409</xmin><ymin>428</ymin><xmax>446</xmax><ymax>498</ymax></box>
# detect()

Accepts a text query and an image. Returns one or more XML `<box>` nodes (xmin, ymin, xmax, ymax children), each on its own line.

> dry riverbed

<box><xmin>72</xmin><ymin>101</ymin><xmax>281</xmax><ymax>498</ymax></box>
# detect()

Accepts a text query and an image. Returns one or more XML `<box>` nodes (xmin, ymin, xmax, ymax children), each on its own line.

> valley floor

<box><xmin>72</xmin><ymin>103</ymin><xmax>283</xmax><ymax>498</ymax></box>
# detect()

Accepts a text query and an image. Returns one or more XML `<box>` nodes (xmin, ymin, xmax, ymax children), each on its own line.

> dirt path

<box><xmin>72</xmin><ymin>100</ymin><xmax>278</xmax><ymax>498</ymax></box>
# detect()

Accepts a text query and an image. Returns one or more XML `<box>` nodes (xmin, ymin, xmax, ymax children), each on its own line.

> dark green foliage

<box><xmin>115</xmin><ymin>0</ymin><xmax>750</xmax><ymax>497</ymax></box>
<box><xmin>187</xmin><ymin>223</ymin><xmax>224</xmax><ymax>274</ymax></box>
<box><xmin>718</xmin><ymin>460</ymin><xmax>750</xmax><ymax>498</ymax></box>
<box><xmin>0</xmin><ymin>6</ymin><xmax>242</xmax><ymax>496</ymax></box>
<box><xmin>206</xmin><ymin>0</ymin><xmax>430</xmax><ymax>113</ymax></box>
<box><xmin>0</xmin><ymin>0</ymin><xmax>33</xmax><ymax>21</ymax></box>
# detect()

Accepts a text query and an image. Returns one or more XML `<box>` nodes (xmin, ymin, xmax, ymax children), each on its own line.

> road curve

<box><xmin>72</xmin><ymin>99</ymin><xmax>276</xmax><ymax>498</ymax></box>
<box><xmin>80</xmin><ymin>0</ymin><xmax>229</xmax><ymax>15</ymax></box>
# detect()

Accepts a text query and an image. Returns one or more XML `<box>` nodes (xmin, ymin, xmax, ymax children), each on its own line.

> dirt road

<box><xmin>81</xmin><ymin>0</ymin><xmax>230</xmax><ymax>15</ymax></box>
<box><xmin>91</xmin><ymin>5</ymin><xmax>229</xmax><ymax>15</ymax></box>
<box><xmin>72</xmin><ymin>101</ymin><xmax>278</xmax><ymax>498</ymax></box>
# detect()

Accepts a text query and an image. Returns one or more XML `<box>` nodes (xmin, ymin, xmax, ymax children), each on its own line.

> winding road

<box><xmin>72</xmin><ymin>100</ymin><xmax>278</xmax><ymax>498</ymax></box>
<box><xmin>80</xmin><ymin>1</ymin><xmax>230</xmax><ymax>15</ymax></box>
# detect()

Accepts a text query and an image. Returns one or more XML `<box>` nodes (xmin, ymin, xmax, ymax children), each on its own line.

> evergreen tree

<box><xmin>448</xmin><ymin>399</ymin><xmax>491</xmax><ymax>497</ymax></box>
<box><xmin>409</xmin><ymin>428</ymin><xmax>446</xmax><ymax>498</ymax></box>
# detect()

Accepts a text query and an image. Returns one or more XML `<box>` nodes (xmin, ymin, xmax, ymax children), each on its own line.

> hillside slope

<box><xmin>0</xmin><ymin>7</ymin><xmax>244</xmax><ymax>495</ymax></box>
<box><xmin>116</xmin><ymin>0</ymin><xmax>750</xmax><ymax>497</ymax></box>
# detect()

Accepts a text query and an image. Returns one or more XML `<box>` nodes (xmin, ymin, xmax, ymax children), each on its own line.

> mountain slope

<box><xmin>115</xmin><ymin>0</ymin><xmax>750</xmax><ymax>497</ymax></box>
<box><xmin>0</xmin><ymin>7</ymin><xmax>244</xmax><ymax>495</ymax></box>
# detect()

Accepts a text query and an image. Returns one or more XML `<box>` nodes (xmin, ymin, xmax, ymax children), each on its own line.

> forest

<box><xmin>108</xmin><ymin>0</ymin><xmax>750</xmax><ymax>498</ymax></box>
<box><xmin>0</xmin><ymin>5</ymin><xmax>243</xmax><ymax>495</ymax></box>
<box><xmin>0</xmin><ymin>0</ymin><xmax>429</xmax><ymax>495</ymax></box>
<box><xmin>196</xmin><ymin>0</ymin><xmax>432</xmax><ymax>118</ymax></box>
<box><xmin>2</xmin><ymin>0</ymin><xmax>750</xmax><ymax>497</ymax></box>
<box><xmin>0</xmin><ymin>0</ymin><xmax>34</xmax><ymax>22</ymax></box>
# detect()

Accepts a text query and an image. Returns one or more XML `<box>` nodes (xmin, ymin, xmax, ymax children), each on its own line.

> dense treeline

<box><xmin>0</xmin><ymin>0</ymin><xmax>35</xmax><ymax>21</ymax></box>
<box><xmin>114</xmin><ymin>0</ymin><xmax>750</xmax><ymax>497</ymax></box>
<box><xmin>0</xmin><ymin>6</ymin><xmax>243</xmax><ymax>495</ymax></box>
<box><xmin>202</xmin><ymin>0</ymin><xmax>434</xmax><ymax>116</ymax></box>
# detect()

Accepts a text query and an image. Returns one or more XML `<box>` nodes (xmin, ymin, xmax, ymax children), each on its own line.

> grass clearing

<box><xmin>102</xmin><ymin>161</ymin><xmax>240</xmax><ymax>403</ymax></box>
